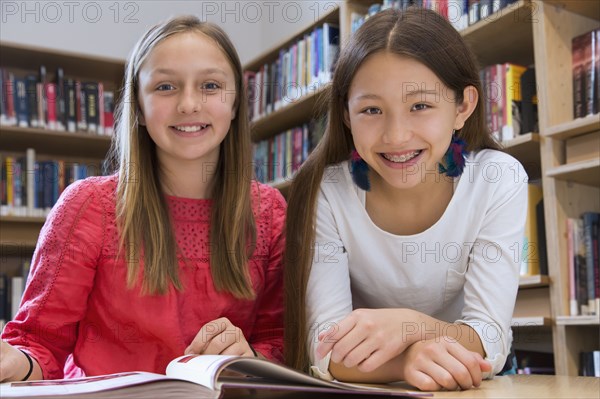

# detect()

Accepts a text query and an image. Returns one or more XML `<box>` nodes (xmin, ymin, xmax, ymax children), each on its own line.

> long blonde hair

<box><xmin>284</xmin><ymin>7</ymin><xmax>501</xmax><ymax>371</ymax></box>
<box><xmin>110</xmin><ymin>16</ymin><xmax>256</xmax><ymax>298</ymax></box>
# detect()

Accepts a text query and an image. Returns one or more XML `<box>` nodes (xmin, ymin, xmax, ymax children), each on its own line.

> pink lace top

<box><xmin>3</xmin><ymin>175</ymin><xmax>286</xmax><ymax>379</ymax></box>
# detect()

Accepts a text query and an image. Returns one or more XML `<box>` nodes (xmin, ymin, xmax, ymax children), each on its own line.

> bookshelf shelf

<box><xmin>0</xmin><ymin>41</ymin><xmax>124</xmax><ymax>85</ymax></box>
<box><xmin>511</xmin><ymin>316</ymin><xmax>553</xmax><ymax>327</ymax></box>
<box><xmin>1</xmin><ymin>216</ymin><xmax>45</xmax><ymax>223</ymax></box>
<box><xmin>251</xmin><ymin>88</ymin><xmax>328</xmax><ymax>142</ymax></box>
<box><xmin>556</xmin><ymin>315</ymin><xmax>600</xmax><ymax>326</ymax></box>
<box><xmin>545</xmin><ymin>158</ymin><xmax>600</xmax><ymax>187</ymax></box>
<box><xmin>244</xmin><ymin>6</ymin><xmax>340</xmax><ymax>72</ymax></box>
<box><xmin>461</xmin><ymin>0</ymin><xmax>535</xmax><ymax>67</ymax></box>
<box><xmin>1</xmin><ymin>41</ymin><xmax>123</xmax><ymax>256</ymax></box>
<box><xmin>519</xmin><ymin>274</ymin><xmax>550</xmax><ymax>289</ymax></box>
<box><xmin>544</xmin><ymin>0</ymin><xmax>600</xmax><ymax>22</ymax></box>
<box><xmin>502</xmin><ymin>133</ymin><xmax>541</xmax><ymax>179</ymax></box>
<box><xmin>0</xmin><ymin>126</ymin><xmax>112</xmax><ymax>158</ymax></box>
<box><xmin>544</xmin><ymin>114</ymin><xmax>600</xmax><ymax>140</ymax></box>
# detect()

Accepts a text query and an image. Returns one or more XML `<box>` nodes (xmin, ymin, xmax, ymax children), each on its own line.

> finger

<box><xmin>357</xmin><ymin>347</ymin><xmax>396</xmax><ymax>373</ymax></box>
<box><xmin>421</xmin><ymin>361</ymin><xmax>460</xmax><ymax>391</ymax></box>
<box><xmin>316</xmin><ymin>317</ymin><xmax>357</xmax><ymax>359</ymax></box>
<box><xmin>405</xmin><ymin>369</ymin><xmax>443</xmax><ymax>392</ymax></box>
<box><xmin>220</xmin><ymin>342</ymin><xmax>253</xmax><ymax>357</ymax></box>
<box><xmin>445</xmin><ymin>344</ymin><xmax>482</xmax><ymax>388</ymax></box>
<box><xmin>185</xmin><ymin>317</ymin><xmax>231</xmax><ymax>354</ymax></box>
<box><xmin>203</xmin><ymin>327</ymin><xmax>245</xmax><ymax>355</ymax></box>
<box><xmin>433</xmin><ymin>350</ymin><xmax>474</xmax><ymax>390</ymax></box>
<box><xmin>327</xmin><ymin>325</ymin><xmax>369</xmax><ymax>365</ymax></box>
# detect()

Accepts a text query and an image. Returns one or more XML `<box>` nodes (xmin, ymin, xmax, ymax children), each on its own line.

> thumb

<box><xmin>479</xmin><ymin>358</ymin><xmax>492</xmax><ymax>372</ymax></box>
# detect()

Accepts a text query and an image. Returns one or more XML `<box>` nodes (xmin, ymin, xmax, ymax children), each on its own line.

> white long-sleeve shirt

<box><xmin>307</xmin><ymin>149</ymin><xmax>528</xmax><ymax>379</ymax></box>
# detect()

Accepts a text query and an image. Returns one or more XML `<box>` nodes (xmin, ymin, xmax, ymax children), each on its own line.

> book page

<box><xmin>0</xmin><ymin>372</ymin><xmax>170</xmax><ymax>397</ymax></box>
<box><xmin>166</xmin><ymin>354</ymin><xmax>238</xmax><ymax>390</ymax></box>
<box><xmin>166</xmin><ymin>355</ymin><xmax>429</xmax><ymax>396</ymax></box>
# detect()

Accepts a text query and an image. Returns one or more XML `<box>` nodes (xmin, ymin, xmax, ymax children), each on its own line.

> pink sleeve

<box><xmin>2</xmin><ymin>178</ymin><xmax>106</xmax><ymax>379</ymax></box>
<box><xmin>250</xmin><ymin>188</ymin><xmax>286</xmax><ymax>363</ymax></box>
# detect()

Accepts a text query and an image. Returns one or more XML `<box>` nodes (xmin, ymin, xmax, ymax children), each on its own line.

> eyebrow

<box><xmin>404</xmin><ymin>89</ymin><xmax>439</xmax><ymax>97</ymax></box>
<box><xmin>152</xmin><ymin>67</ymin><xmax>228</xmax><ymax>76</ymax></box>
<box><xmin>353</xmin><ymin>90</ymin><xmax>439</xmax><ymax>101</ymax></box>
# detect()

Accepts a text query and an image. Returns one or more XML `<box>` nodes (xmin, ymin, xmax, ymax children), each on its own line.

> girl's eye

<box><xmin>203</xmin><ymin>82</ymin><xmax>221</xmax><ymax>91</ymax></box>
<box><xmin>156</xmin><ymin>84</ymin><xmax>174</xmax><ymax>91</ymax></box>
<box><xmin>362</xmin><ymin>107</ymin><xmax>382</xmax><ymax>115</ymax></box>
<box><xmin>412</xmin><ymin>103</ymin><xmax>430</xmax><ymax>111</ymax></box>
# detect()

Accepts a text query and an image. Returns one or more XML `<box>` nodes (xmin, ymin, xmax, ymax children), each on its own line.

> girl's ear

<box><xmin>454</xmin><ymin>85</ymin><xmax>478</xmax><ymax>130</ymax></box>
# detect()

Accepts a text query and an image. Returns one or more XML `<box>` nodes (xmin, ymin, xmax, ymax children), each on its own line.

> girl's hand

<box><xmin>316</xmin><ymin>308</ymin><xmax>418</xmax><ymax>373</ymax></box>
<box><xmin>399</xmin><ymin>337</ymin><xmax>491</xmax><ymax>391</ymax></box>
<box><xmin>0</xmin><ymin>341</ymin><xmax>36</xmax><ymax>382</ymax></box>
<box><xmin>185</xmin><ymin>317</ymin><xmax>255</xmax><ymax>357</ymax></box>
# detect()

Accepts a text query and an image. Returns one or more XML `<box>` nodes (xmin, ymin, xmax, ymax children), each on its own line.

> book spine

<box><xmin>14</xmin><ymin>78</ymin><xmax>29</xmax><ymax>128</ymax></box>
<box><xmin>583</xmin><ymin>213</ymin><xmax>598</xmax><ymax>315</ymax></box>
<box><xmin>45</xmin><ymin>83</ymin><xmax>57</xmax><ymax>130</ymax></box>
<box><xmin>26</xmin><ymin>148</ymin><xmax>35</xmax><ymax>216</ymax></box>
<box><xmin>65</xmin><ymin>79</ymin><xmax>76</xmax><ymax>133</ymax></box>
<box><xmin>25</xmin><ymin>74</ymin><xmax>38</xmax><ymax>128</ymax></box>
<box><xmin>573</xmin><ymin>34</ymin><xmax>585</xmax><ymax>118</ymax></box>
<box><xmin>567</xmin><ymin>218</ymin><xmax>579</xmax><ymax>316</ymax></box>
<box><xmin>56</xmin><ymin>67</ymin><xmax>66</xmax><ymax>131</ymax></box>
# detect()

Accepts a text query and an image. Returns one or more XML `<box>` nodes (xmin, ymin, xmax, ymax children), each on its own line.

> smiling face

<box><xmin>345</xmin><ymin>51</ymin><xmax>476</xmax><ymax>191</ymax></box>
<box><xmin>137</xmin><ymin>31</ymin><xmax>236</xmax><ymax>173</ymax></box>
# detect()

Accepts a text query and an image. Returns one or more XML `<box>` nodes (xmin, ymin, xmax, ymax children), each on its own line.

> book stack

<box><xmin>566</xmin><ymin>212</ymin><xmax>600</xmax><ymax>317</ymax></box>
<box><xmin>572</xmin><ymin>29</ymin><xmax>600</xmax><ymax>119</ymax></box>
<box><xmin>244</xmin><ymin>22</ymin><xmax>339</xmax><ymax>122</ymax></box>
<box><xmin>0</xmin><ymin>260</ymin><xmax>30</xmax><ymax>330</ymax></box>
<box><xmin>0</xmin><ymin>66</ymin><xmax>115</xmax><ymax>136</ymax></box>
<box><xmin>253</xmin><ymin>118</ymin><xmax>326</xmax><ymax>185</ymax></box>
<box><xmin>479</xmin><ymin>63</ymin><xmax>537</xmax><ymax>142</ymax></box>
<box><xmin>0</xmin><ymin>148</ymin><xmax>105</xmax><ymax>218</ymax></box>
<box><xmin>350</xmin><ymin>0</ymin><xmax>519</xmax><ymax>33</ymax></box>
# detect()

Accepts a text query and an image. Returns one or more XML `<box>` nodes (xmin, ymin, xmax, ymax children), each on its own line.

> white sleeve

<box><xmin>456</xmin><ymin>162</ymin><xmax>528</xmax><ymax>377</ymax></box>
<box><xmin>306</xmin><ymin>187</ymin><xmax>353</xmax><ymax>380</ymax></box>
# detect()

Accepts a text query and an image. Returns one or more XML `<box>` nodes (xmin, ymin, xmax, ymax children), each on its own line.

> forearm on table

<box><xmin>407</xmin><ymin>311</ymin><xmax>485</xmax><ymax>357</ymax></box>
<box><xmin>9</xmin><ymin>349</ymin><xmax>44</xmax><ymax>382</ymax></box>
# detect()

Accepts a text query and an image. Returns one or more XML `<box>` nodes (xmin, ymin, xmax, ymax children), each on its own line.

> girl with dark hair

<box><xmin>285</xmin><ymin>7</ymin><xmax>526</xmax><ymax>391</ymax></box>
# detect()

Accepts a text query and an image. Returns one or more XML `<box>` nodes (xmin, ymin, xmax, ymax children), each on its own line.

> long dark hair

<box><xmin>284</xmin><ymin>7</ymin><xmax>500</xmax><ymax>371</ymax></box>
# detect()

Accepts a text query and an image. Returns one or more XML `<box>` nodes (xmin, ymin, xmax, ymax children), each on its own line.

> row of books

<box><xmin>520</xmin><ymin>184</ymin><xmax>547</xmax><ymax>277</ymax></box>
<box><xmin>480</xmin><ymin>64</ymin><xmax>537</xmax><ymax>142</ymax></box>
<box><xmin>566</xmin><ymin>212</ymin><xmax>600</xmax><ymax>317</ymax></box>
<box><xmin>572</xmin><ymin>28</ymin><xmax>600</xmax><ymax>119</ymax></box>
<box><xmin>0</xmin><ymin>67</ymin><xmax>115</xmax><ymax>135</ymax></box>
<box><xmin>252</xmin><ymin>118</ymin><xmax>326</xmax><ymax>185</ymax></box>
<box><xmin>351</xmin><ymin>0</ymin><xmax>519</xmax><ymax>33</ymax></box>
<box><xmin>244</xmin><ymin>22</ymin><xmax>339</xmax><ymax>122</ymax></box>
<box><xmin>580</xmin><ymin>351</ymin><xmax>600</xmax><ymax>377</ymax></box>
<box><xmin>0</xmin><ymin>261</ymin><xmax>29</xmax><ymax>327</ymax></box>
<box><xmin>0</xmin><ymin>149</ymin><xmax>105</xmax><ymax>218</ymax></box>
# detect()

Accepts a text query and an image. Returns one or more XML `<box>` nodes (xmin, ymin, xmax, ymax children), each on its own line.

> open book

<box><xmin>0</xmin><ymin>355</ymin><xmax>431</xmax><ymax>398</ymax></box>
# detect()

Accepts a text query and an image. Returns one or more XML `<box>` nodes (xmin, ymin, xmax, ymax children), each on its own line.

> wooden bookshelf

<box><xmin>555</xmin><ymin>315</ymin><xmax>600</xmax><ymax>326</ymax></box>
<box><xmin>532</xmin><ymin>0</ymin><xmax>600</xmax><ymax>376</ymax></box>
<box><xmin>0</xmin><ymin>41</ymin><xmax>124</xmax><ymax>255</ymax></box>
<box><xmin>0</xmin><ymin>126</ymin><xmax>112</xmax><ymax>158</ymax></box>
<box><xmin>545</xmin><ymin>113</ymin><xmax>600</xmax><ymax>140</ymax></box>
<box><xmin>545</xmin><ymin>159</ymin><xmax>600</xmax><ymax>187</ymax></box>
<box><xmin>519</xmin><ymin>274</ymin><xmax>550</xmax><ymax>289</ymax></box>
<box><xmin>512</xmin><ymin>316</ymin><xmax>553</xmax><ymax>327</ymax></box>
<box><xmin>461</xmin><ymin>0</ymin><xmax>535</xmax><ymax>67</ymax></box>
<box><xmin>502</xmin><ymin>133</ymin><xmax>541</xmax><ymax>180</ymax></box>
<box><xmin>251</xmin><ymin>87</ymin><xmax>328</xmax><ymax>142</ymax></box>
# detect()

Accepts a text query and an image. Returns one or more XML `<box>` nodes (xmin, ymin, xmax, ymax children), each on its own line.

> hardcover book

<box><xmin>0</xmin><ymin>355</ymin><xmax>429</xmax><ymax>398</ymax></box>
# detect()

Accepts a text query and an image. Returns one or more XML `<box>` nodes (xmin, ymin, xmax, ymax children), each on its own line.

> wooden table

<box><xmin>222</xmin><ymin>375</ymin><xmax>600</xmax><ymax>398</ymax></box>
